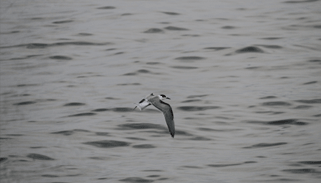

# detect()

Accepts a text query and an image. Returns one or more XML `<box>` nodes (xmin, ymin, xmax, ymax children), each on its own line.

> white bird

<box><xmin>134</xmin><ymin>93</ymin><xmax>175</xmax><ymax>138</ymax></box>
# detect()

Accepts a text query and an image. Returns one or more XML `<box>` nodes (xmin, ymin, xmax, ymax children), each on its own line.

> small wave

<box><xmin>119</xmin><ymin>177</ymin><xmax>153</xmax><ymax>183</ymax></box>
<box><xmin>63</xmin><ymin>102</ymin><xmax>86</xmax><ymax>106</ymax></box>
<box><xmin>177</xmin><ymin>106</ymin><xmax>220</xmax><ymax>111</ymax></box>
<box><xmin>97</xmin><ymin>6</ymin><xmax>116</xmax><ymax>9</ymax></box>
<box><xmin>162</xmin><ymin>12</ymin><xmax>180</xmax><ymax>15</ymax></box>
<box><xmin>92</xmin><ymin>108</ymin><xmax>110</xmax><ymax>112</ymax></box>
<box><xmin>222</xmin><ymin>26</ymin><xmax>236</xmax><ymax>29</ymax></box>
<box><xmin>204</xmin><ymin>47</ymin><xmax>230</xmax><ymax>51</ymax></box>
<box><xmin>49</xmin><ymin>55</ymin><xmax>72</xmax><ymax>60</ymax></box>
<box><xmin>175</xmin><ymin>56</ymin><xmax>205</xmax><ymax>61</ymax></box>
<box><xmin>53</xmin><ymin>20</ymin><xmax>73</xmax><ymax>24</ymax></box>
<box><xmin>243</xmin><ymin>142</ymin><xmax>287</xmax><ymax>149</ymax></box>
<box><xmin>208</xmin><ymin>161</ymin><xmax>256</xmax><ymax>167</ymax></box>
<box><xmin>303</xmin><ymin>81</ymin><xmax>317</xmax><ymax>85</ymax></box>
<box><xmin>144</xmin><ymin>28</ymin><xmax>164</xmax><ymax>33</ymax></box>
<box><xmin>261</xmin><ymin>101</ymin><xmax>292</xmax><ymax>106</ymax></box>
<box><xmin>13</xmin><ymin>101</ymin><xmax>36</xmax><ymax>105</ymax></box>
<box><xmin>298</xmin><ymin>161</ymin><xmax>321</xmax><ymax>165</ymax></box>
<box><xmin>181</xmin><ymin>99</ymin><xmax>202</xmax><ymax>103</ymax></box>
<box><xmin>247</xmin><ymin>119</ymin><xmax>308</xmax><ymax>126</ymax></box>
<box><xmin>187</xmin><ymin>94</ymin><xmax>207</xmax><ymax>98</ymax></box>
<box><xmin>235</xmin><ymin>46</ymin><xmax>264</xmax><ymax>53</ymax></box>
<box><xmin>83</xmin><ymin>140</ymin><xmax>130</xmax><ymax>148</ymax></box>
<box><xmin>171</xmin><ymin>66</ymin><xmax>198</xmax><ymax>69</ymax></box>
<box><xmin>68</xmin><ymin>112</ymin><xmax>96</xmax><ymax>117</ymax></box>
<box><xmin>283</xmin><ymin>0</ymin><xmax>318</xmax><ymax>3</ymax></box>
<box><xmin>283</xmin><ymin>168</ymin><xmax>319</xmax><ymax>174</ymax></box>
<box><xmin>295</xmin><ymin>99</ymin><xmax>321</xmax><ymax>104</ymax></box>
<box><xmin>164</xmin><ymin>26</ymin><xmax>189</xmax><ymax>31</ymax></box>
<box><xmin>27</xmin><ymin>153</ymin><xmax>55</xmax><ymax>160</ymax></box>
<box><xmin>132</xmin><ymin>144</ymin><xmax>156</xmax><ymax>149</ymax></box>
<box><xmin>118</xmin><ymin>123</ymin><xmax>165</xmax><ymax>130</ymax></box>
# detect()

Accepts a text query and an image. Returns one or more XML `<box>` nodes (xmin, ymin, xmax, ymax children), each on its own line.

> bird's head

<box><xmin>158</xmin><ymin>94</ymin><xmax>170</xmax><ymax>100</ymax></box>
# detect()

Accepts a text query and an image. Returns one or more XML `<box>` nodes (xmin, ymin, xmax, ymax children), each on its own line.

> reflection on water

<box><xmin>1</xmin><ymin>0</ymin><xmax>321</xmax><ymax>182</ymax></box>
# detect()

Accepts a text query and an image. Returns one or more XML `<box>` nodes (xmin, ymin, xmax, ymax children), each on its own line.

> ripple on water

<box><xmin>27</xmin><ymin>153</ymin><xmax>55</xmax><ymax>160</ymax></box>
<box><xmin>119</xmin><ymin>177</ymin><xmax>153</xmax><ymax>183</ymax></box>
<box><xmin>13</xmin><ymin>101</ymin><xmax>36</xmax><ymax>105</ymax></box>
<box><xmin>177</xmin><ymin>106</ymin><xmax>220</xmax><ymax>111</ymax></box>
<box><xmin>295</xmin><ymin>99</ymin><xmax>321</xmax><ymax>104</ymax></box>
<box><xmin>97</xmin><ymin>6</ymin><xmax>116</xmax><ymax>9</ymax></box>
<box><xmin>132</xmin><ymin>144</ymin><xmax>156</xmax><ymax>149</ymax></box>
<box><xmin>49</xmin><ymin>55</ymin><xmax>73</xmax><ymax>60</ymax></box>
<box><xmin>233</xmin><ymin>46</ymin><xmax>265</xmax><ymax>54</ymax></box>
<box><xmin>83</xmin><ymin>140</ymin><xmax>130</xmax><ymax>148</ymax></box>
<box><xmin>144</xmin><ymin>28</ymin><xmax>164</xmax><ymax>33</ymax></box>
<box><xmin>63</xmin><ymin>102</ymin><xmax>86</xmax><ymax>106</ymax></box>
<box><xmin>247</xmin><ymin>119</ymin><xmax>308</xmax><ymax>126</ymax></box>
<box><xmin>208</xmin><ymin>161</ymin><xmax>256</xmax><ymax>167</ymax></box>
<box><xmin>164</xmin><ymin>26</ymin><xmax>189</xmax><ymax>31</ymax></box>
<box><xmin>175</xmin><ymin>56</ymin><xmax>205</xmax><ymax>62</ymax></box>
<box><xmin>243</xmin><ymin>142</ymin><xmax>287</xmax><ymax>149</ymax></box>
<box><xmin>68</xmin><ymin>112</ymin><xmax>96</xmax><ymax>117</ymax></box>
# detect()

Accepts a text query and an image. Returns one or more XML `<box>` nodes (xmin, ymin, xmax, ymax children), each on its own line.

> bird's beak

<box><xmin>166</xmin><ymin>97</ymin><xmax>171</xmax><ymax>100</ymax></box>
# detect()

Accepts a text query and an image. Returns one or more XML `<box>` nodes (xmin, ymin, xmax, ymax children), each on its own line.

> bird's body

<box><xmin>134</xmin><ymin>93</ymin><xmax>175</xmax><ymax>138</ymax></box>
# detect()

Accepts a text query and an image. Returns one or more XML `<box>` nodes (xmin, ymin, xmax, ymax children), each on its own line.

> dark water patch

<box><xmin>119</xmin><ymin>177</ymin><xmax>153</xmax><ymax>183</ymax></box>
<box><xmin>245</xmin><ymin>66</ymin><xmax>261</xmax><ymax>69</ymax></box>
<box><xmin>182</xmin><ymin>165</ymin><xmax>202</xmax><ymax>169</ymax></box>
<box><xmin>30</xmin><ymin>146</ymin><xmax>45</xmax><ymax>149</ymax></box>
<box><xmin>204</xmin><ymin>47</ymin><xmax>230</xmax><ymax>51</ymax></box>
<box><xmin>222</xmin><ymin>26</ymin><xmax>236</xmax><ymax>29</ymax></box>
<box><xmin>262</xmin><ymin>101</ymin><xmax>292</xmax><ymax>106</ymax></box>
<box><xmin>144</xmin><ymin>28</ymin><xmax>164</xmax><ymax>33</ymax></box>
<box><xmin>303</xmin><ymin>81</ymin><xmax>317</xmax><ymax>85</ymax></box>
<box><xmin>132</xmin><ymin>144</ymin><xmax>156</xmax><ymax>148</ymax></box>
<box><xmin>95</xmin><ymin>132</ymin><xmax>109</xmax><ymax>136</ymax></box>
<box><xmin>51</xmin><ymin>130</ymin><xmax>74</xmax><ymax>136</ymax></box>
<box><xmin>171</xmin><ymin>66</ymin><xmax>198</xmax><ymax>69</ymax></box>
<box><xmin>119</xmin><ymin>123</ymin><xmax>165</xmax><ymax>130</ymax></box>
<box><xmin>106</xmin><ymin>48</ymin><xmax>117</xmax><ymax>51</ymax></box>
<box><xmin>49</xmin><ymin>55</ymin><xmax>72</xmax><ymax>60</ymax></box>
<box><xmin>314</xmin><ymin>114</ymin><xmax>321</xmax><ymax>117</ymax></box>
<box><xmin>235</xmin><ymin>46</ymin><xmax>264</xmax><ymax>54</ymax></box>
<box><xmin>13</xmin><ymin>101</ymin><xmax>36</xmax><ymax>105</ymax></box>
<box><xmin>283</xmin><ymin>168</ymin><xmax>318</xmax><ymax>174</ymax></box>
<box><xmin>175</xmin><ymin>130</ymin><xmax>193</xmax><ymax>136</ymax></box>
<box><xmin>68</xmin><ymin>112</ymin><xmax>96</xmax><ymax>117</ymax></box>
<box><xmin>247</xmin><ymin>119</ymin><xmax>307</xmax><ymax>126</ymax></box>
<box><xmin>295</xmin><ymin>99</ymin><xmax>321</xmax><ymax>104</ymax></box>
<box><xmin>164</xmin><ymin>26</ymin><xmax>189</xmax><ymax>31</ymax></box>
<box><xmin>187</xmin><ymin>94</ymin><xmax>207</xmax><ymax>98</ymax></box>
<box><xmin>92</xmin><ymin>108</ymin><xmax>110</xmax><ymax>112</ymax></box>
<box><xmin>106</xmin><ymin>97</ymin><xmax>119</xmax><ymax>100</ymax></box>
<box><xmin>181</xmin><ymin>34</ymin><xmax>200</xmax><ymax>37</ymax></box>
<box><xmin>147</xmin><ymin>175</ymin><xmax>160</xmax><ymax>178</ymax></box>
<box><xmin>181</xmin><ymin>99</ymin><xmax>202</xmax><ymax>103</ymax></box>
<box><xmin>126</xmin><ymin>137</ymin><xmax>147</xmax><ymax>141</ymax></box>
<box><xmin>27</xmin><ymin>153</ymin><xmax>55</xmax><ymax>160</ymax></box>
<box><xmin>256</xmin><ymin>45</ymin><xmax>283</xmax><ymax>49</ymax></box>
<box><xmin>313</xmin><ymin>25</ymin><xmax>321</xmax><ymax>29</ymax></box>
<box><xmin>243</xmin><ymin>142</ymin><xmax>287</xmax><ymax>149</ymax></box>
<box><xmin>26</xmin><ymin>43</ymin><xmax>49</xmax><ymax>49</ymax></box>
<box><xmin>112</xmin><ymin>107</ymin><xmax>133</xmax><ymax>112</ymax></box>
<box><xmin>208</xmin><ymin>161</ymin><xmax>256</xmax><ymax>168</ymax></box>
<box><xmin>118</xmin><ymin>83</ymin><xmax>141</xmax><ymax>86</ymax></box>
<box><xmin>52</xmin><ymin>41</ymin><xmax>110</xmax><ymax>46</ymax></box>
<box><xmin>146</xmin><ymin>62</ymin><xmax>161</xmax><ymax>65</ymax></box>
<box><xmin>9</xmin><ymin>54</ymin><xmax>42</xmax><ymax>60</ymax></box>
<box><xmin>123</xmin><ymin>69</ymin><xmax>152</xmax><ymax>76</ymax></box>
<box><xmin>63</xmin><ymin>102</ymin><xmax>86</xmax><ymax>106</ymax></box>
<box><xmin>298</xmin><ymin>161</ymin><xmax>321</xmax><ymax>165</ymax></box>
<box><xmin>162</xmin><ymin>12</ymin><xmax>180</xmax><ymax>15</ymax></box>
<box><xmin>293</xmin><ymin>105</ymin><xmax>313</xmax><ymax>109</ymax></box>
<box><xmin>261</xmin><ymin>37</ymin><xmax>283</xmax><ymax>40</ymax></box>
<box><xmin>77</xmin><ymin>33</ymin><xmax>93</xmax><ymax>36</ymax></box>
<box><xmin>198</xmin><ymin>127</ymin><xmax>241</xmax><ymax>132</ymax></box>
<box><xmin>177</xmin><ymin>106</ymin><xmax>220</xmax><ymax>111</ymax></box>
<box><xmin>175</xmin><ymin>56</ymin><xmax>205</xmax><ymax>61</ymax></box>
<box><xmin>97</xmin><ymin>6</ymin><xmax>116</xmax><ymax>9</ymax></box>
<box><xmin>0</xmin><ymin>157</ymin><xmax>8</xmax><ymax>163</ymax></box>
<box><xmin>122</xmin><ymin>13</ymin><xmax>133</xmax><ymax>16</ymax></box>
<box><xmin>53</xmin><ymin>20</ymin><xmax>73</xmax><ymax>24</ymax></box>
<box><xmin>114</xmin><ymin>52</ymin><xmax>124</xmax><ymax>55</ymax></box>
<box><xmin>42</xmin><ymin>174</ymin><xmax>59</xmax><ymax>177</ymax></box>
<box><xmin>308</xmin><ymin>59</ymin><xmax>321</xmax><ymax>63</ymax></box>
<box><xmin>188</xmin><ymin>136</ymin><xmax>211</xmax><ymax>141</ymax></box>
<box><xmin>284</xmin><ymin>0</ymin><xmax>319</xmax><ymax>3</ymax></box>
<box><xmin>83</xmin><ymin>140</ymin><xmax>130</xmax><ymax>148</ymax></box>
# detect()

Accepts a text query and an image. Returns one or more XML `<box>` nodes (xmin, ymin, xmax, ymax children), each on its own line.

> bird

<box><xmin>134</xmin><ymin>93</ymin><xmax>175</xmax><ymax>138</ymax></box>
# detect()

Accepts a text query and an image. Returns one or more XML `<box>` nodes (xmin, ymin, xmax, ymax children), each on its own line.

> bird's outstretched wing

<box><xmin>134</xmin><ymin>99</ymin><xmax>151</xmax><ymax>110</ymax></box>
<box><xmin>150</xmin><ymin>100</ymin><xmax>175</xmax><ymax>138</ymax></box>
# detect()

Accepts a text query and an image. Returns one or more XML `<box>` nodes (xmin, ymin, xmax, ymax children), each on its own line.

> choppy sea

<box><xmin>1</xmin><ymin>0</ymin><xmax>321</xmax><ymax>182</ymax></box>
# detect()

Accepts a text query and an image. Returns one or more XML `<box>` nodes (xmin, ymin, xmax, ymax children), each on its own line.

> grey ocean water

<box><xmin>1</xmin><ymin>0</ymin><xmax>321</xmax><ymax>182</ymax></box>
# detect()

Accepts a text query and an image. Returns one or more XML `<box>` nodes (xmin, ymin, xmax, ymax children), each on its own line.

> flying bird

<box><xmin>134</xmin><ymin>93</ymin><xmax>175</xmax><ymax>138</ymax></box>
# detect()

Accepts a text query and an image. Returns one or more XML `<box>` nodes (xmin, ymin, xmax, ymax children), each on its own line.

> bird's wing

<box><xmin>134</xmin><ymin>99</ymin><xmax>151</xmax><ymax>110</ymax></box>
<box><xmin>150</xmin><ymin>100</ymin><xmax>175</xmax><ymax>138</ymax></box>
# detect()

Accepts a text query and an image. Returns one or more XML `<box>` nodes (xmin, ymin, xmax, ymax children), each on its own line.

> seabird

<box><xmin>134</xmin><ymin>93</ymin><xmax>175</xmax><ymax>138</ymax></box>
